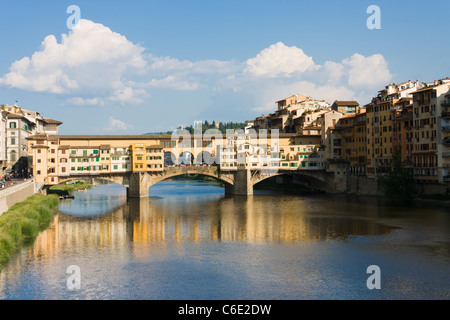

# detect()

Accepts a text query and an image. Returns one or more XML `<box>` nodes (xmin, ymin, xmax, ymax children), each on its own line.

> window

<box><xmin>37</xmin><ymin>149</ymin><xmax>41</xmax><ymax>154</ymax></box>
<box><xmin>10</xmin><ymin>138</ymin><xmax>15</xmax><ymax>145</ymax></box>
<box><xmin>113</xmin><ymin>165</ymin><xmax>118</xmax><ymax>170</ymax></box>
<box><xmin>9</xmin><ymin>122</ymin><xmax>16</xmax><ymax>129</ymax></box>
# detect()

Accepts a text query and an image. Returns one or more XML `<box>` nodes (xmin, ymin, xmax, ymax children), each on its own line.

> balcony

<box><xmin>444</xmin><ymin>138</ymin><xmax>450</xmax><ymax>146</ymax></box>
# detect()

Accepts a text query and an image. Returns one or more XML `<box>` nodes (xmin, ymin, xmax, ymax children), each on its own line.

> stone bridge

<box><xmin>57</xmin><ymin>165</ymin><xmax>346</xmax><ymax>197</ymax></box>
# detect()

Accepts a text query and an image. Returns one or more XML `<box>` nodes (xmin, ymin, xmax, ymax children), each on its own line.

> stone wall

<box><xmin>0</xmin><ymin>179</ymin><xmax>36</xmax><ymax>215</ymax></box>
<box><xmin>347</xmin><ymin>174</ymin><xmax>450</xmax><ymax>196</ymax></box>
<box><xmin>347</xmin><ymin>175</ymin><xmax>381</xmax><ymax>196</ymax></box>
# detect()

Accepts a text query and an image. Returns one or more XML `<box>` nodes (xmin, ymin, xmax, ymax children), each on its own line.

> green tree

<box><xmin>377</xmin><ymin>146</ymin><xmax>416</xmax><ymax>202</ymax></box>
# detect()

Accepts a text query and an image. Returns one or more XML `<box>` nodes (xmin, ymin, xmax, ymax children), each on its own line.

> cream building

<box><xmin>410</xmin><ymin>78</ymin><xmax>450</xmax><ymax>183</ymax></box>
<box><xmin>3</xmin><ymin>104</ymin><xmax>62</xmax><ymax>176</ymax></box>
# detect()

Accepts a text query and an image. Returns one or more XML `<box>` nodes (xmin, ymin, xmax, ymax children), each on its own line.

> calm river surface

<box><xmin>0</xmin><ymin>180</ymin><xmax>450</xmax><ymax>300</ymax></box>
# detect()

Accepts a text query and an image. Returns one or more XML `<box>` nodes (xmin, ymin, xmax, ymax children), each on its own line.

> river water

<box><xmin>0</xmin><ymin>180</ymin><xmax>449</xmax><ymax>300</ymax></box>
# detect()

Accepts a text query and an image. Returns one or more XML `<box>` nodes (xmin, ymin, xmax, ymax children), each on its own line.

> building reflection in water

<box><xmin>27</xmin><ymin>192</ymin><xmax>396</xmax><ymax>263</ymax></box>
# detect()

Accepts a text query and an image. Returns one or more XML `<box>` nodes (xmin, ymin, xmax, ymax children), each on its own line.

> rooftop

<box><xmin>332</xmin><ymin>100</ymin><xmax>360</xmax><ymax>106</ymax></box>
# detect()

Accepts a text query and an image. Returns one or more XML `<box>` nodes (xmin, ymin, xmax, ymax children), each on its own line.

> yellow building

<box><xmin>131</xmin><ymin>143</ymin><xmax>146</xmax><ymax>172</ymax></box>
<box><xmin>336</xmin><ymin>110</ymin><xmax>367</xmax><ymax>175</ymax></box>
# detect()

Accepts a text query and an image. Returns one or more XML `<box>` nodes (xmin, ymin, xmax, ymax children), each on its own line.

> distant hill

<box><xmin>144</xmin><ymin>120</ymin><xmax>247</xmax><ymax>135</ymax></box>
<box><xmin>143</xmin><ymin>132</ymin><xmax>171</xmax><ymax>135</ymax></box>
<box><xmin>181</xmin><ymin>120</ymin><xmax>247</xmax><ymax>134</ymax></box>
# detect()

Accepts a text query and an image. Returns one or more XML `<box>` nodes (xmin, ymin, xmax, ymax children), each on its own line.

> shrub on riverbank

<box><xmin>0</xmin><ymin>194</ymin><xmax>59</xmax><ymax>268</ymax></box>
<box><xmin>419</xmin><ymin>192</ymin><xmax>450</xmax><ymax>201</ymax></box>
<box><xmin>377</xmin><ymin>147</ymin><xmax>416</xmax><ymax>202</ymax></box>
<box><xmin>49</xmin><ymin>181</ymin><xmax>91</xmax><ymax>195</ymax></box>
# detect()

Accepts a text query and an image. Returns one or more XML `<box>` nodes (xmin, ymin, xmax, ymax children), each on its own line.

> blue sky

<box><xmin>0</xmin><ymin>0</ymin><xmax>449</xmax><ymax>134</ymax></box>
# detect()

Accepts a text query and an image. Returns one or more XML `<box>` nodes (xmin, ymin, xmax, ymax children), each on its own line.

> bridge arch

<box><xmin>164</xmin><ymin>151</ymin><xmax>176</xmax><ymax>166</ymax></box>
<box><xmin>57</xmin><ymin>175</ymin><xmax>131</xmax><ymax>187</ymax></box>
<box><xmin>178</xmin><ymin>151</ymin><xmax>194</xmax><ymax>165</ymax></box>
<box><xmin>196</xmin><ymin>151</ymin><xmax>217</xmax><ymax>165</ymax></box>
<box><xmin>155</xmin><ymin>167</ymin><xmax>234</xmax><ymax>187</ymax></box>
<box><xmin>252</xmin><ymin>171</ymin><xmax>327</xmax><ymax>192</ymax></box>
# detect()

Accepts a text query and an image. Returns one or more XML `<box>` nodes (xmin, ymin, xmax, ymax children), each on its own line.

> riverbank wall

<box><xmin>257</xmin><ymin>173</ymin><xmax>450</xmax><ymax>202</ymax></box>
<box><xmin>0</xmin><ymin>179</ymin><xmax>36</xmax><ymax>216</ymax></box>
<box><xmin>346</xmin><ymin>174</ymin><xmax>450</xmax><ymax>196</ymax></box>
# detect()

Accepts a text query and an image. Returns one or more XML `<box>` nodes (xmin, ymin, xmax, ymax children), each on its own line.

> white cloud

<box><xmin>67</xmin><ymin>97</ymin><xmax>105</xmax><ymax>106</ymax></box>
<box><xmin>342</xmin><ymin>53</ymin><xmax>392</xmax><ymax>88</ymax></box>
<box><xmin>0</xmin><ymin>19</ymin><xmax>147</xmax><ymax>102</ymax></box>
<box><xmin>322</xmin><ymin>61</ymin><xmax>346</xmax><ymax>84</ymax></box>
<box><xmin>244</xmin><ymin>42</ymin><xmax>317</xmax><ymax>78</ymax></box>
<box><xmin>104</xmin><ymin>116</ymin><xmax>133</xmax><ymax>131</ymax></box>
<box><xmin>108</xmin><ymin>81</ymin><xmax>148</xmax><ymax>104</ymax></box>
<box><xmin>144</xmin><ymin>76</ymin><xmax>200</xmax><ymax>91</ymax></box>
<box><xmin>148</xmin><ymin>56</ymin><xmax>238</xmax><ymax>75</ymax></box>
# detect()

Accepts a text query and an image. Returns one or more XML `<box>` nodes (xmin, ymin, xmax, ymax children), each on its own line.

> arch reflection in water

<box><xmin>27</xmin><ymin>185</ymin><xmax>396</xmax><ymax>264</ymax></box>
<box><xmin>58</xmin><ymin>183</ymin><xmax>128</xmax><ymax>218</ymax></box>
